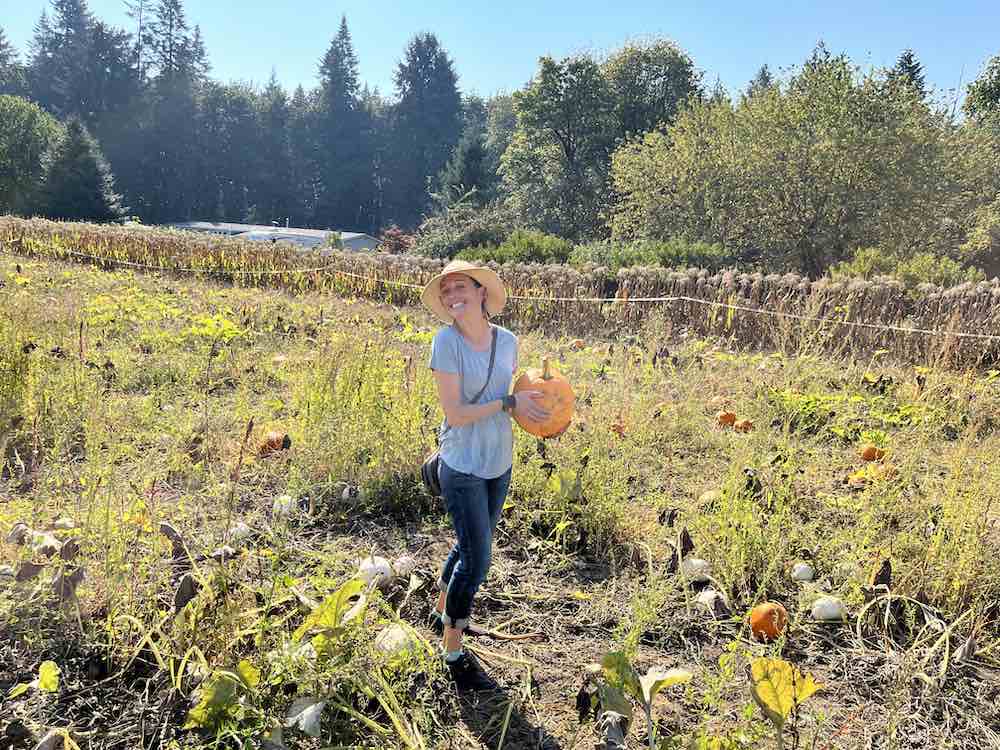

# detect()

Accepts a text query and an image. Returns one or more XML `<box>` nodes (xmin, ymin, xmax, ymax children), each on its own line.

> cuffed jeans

<box><xmin>437</xmin><ymin>460</ymin><xmax>512</xmax><ymax>631</ymax></box>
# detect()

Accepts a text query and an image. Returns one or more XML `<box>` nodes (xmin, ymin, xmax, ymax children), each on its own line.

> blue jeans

<box><xmin>438</xmin><ymin>460</ymin><xmax>512</xmax><ymax>630</ymax></box>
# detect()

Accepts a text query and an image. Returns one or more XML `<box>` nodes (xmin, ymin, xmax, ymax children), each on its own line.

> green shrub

<box><xmin>830</xmin><ymin>247</ymin><xmax>985</xmax><ymax>288</ymax></box>
<box><xmin>568</xmin><ymin>238</ymin><xmax>734</xmax><ymax>270</ymax></box>
<box><xmin>456</xmin><ymin>229</ymin><xmax>573</xmax><ymax>264</ymax></box>
<box><xmin>410</xmin><ymin>201</ymin><xmax>515</xmax><ymax>259</ymax></box>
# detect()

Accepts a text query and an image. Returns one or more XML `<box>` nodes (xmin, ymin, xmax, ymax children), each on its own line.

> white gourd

<box><xmin>811</xmin><ymin>596</ymin><xmax>847</xmax><ymax>622</ymax></box>
<box><xmin>791</xmin><ymin>562</ymin><xmax>815</xmax><ymax>582</ymax></box>
<box><xmin>358</xmin><ymin>555</ymin><xmax>394</xmax><ymax>588</ymax></box>
<box><xmin>680</xmin><ymin>557</ymin><xmax>711</xmax><ymax>583</ymax></box>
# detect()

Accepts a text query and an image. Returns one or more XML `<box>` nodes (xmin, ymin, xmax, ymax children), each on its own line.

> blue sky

<box><xmin>4</xmin><ymin>0</ymin><xmax>998</xmax><ymax>104</ymax></box>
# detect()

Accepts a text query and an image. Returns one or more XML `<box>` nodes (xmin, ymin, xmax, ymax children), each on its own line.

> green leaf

<box><xmin>601</xmin><ymin>651</ymin><xmax>642</xmax><ymax>703</ymax></box>
<box><xmin>596</xmin><ymin>682</ymin><xmax>634</xmax><ymax>727</ymax></box>
<box><xmin>7</xmin><ymin>682</ymin><xmax>30</xmax><ymax>699</ymax></box>
<box><xmin>639</xmin><ymin>667</ymin><xmax>692</xmax><ymax>705</ymax></box>
<box><xmin>236</xmin><ymin>659</ymin><xmax>260</xmax><ymax>690</ymax></box>
<box><xmin>293</xmin><ymin>578</ymin><xmax>366</xmax><ymax>642</ymax></box>
<box><xmin>749</xmin><ymin>658</ymin><xmax>821</xmax><ymax>729</ymax></box>
<box><xmin>38</xmin><ymin>661</ymin><xmax>60</xmax><ymax>693</ymax></box>
<box><xmin>183</xmin><ymin>672</ymin><xmax>241</xmax><ymax>730</ymax></box>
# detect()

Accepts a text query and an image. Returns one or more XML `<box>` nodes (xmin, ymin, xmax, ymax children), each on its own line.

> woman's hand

<box><xmin>512</xmin><ymin>391</ymin><xmax>551</xmax><ymax>423</ymax></box>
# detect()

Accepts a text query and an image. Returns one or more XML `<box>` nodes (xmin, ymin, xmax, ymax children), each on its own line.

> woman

<box><xmin>421</xmin><ymin>259</ymin><xmax>549</xmax><ymax>691</ymax></box>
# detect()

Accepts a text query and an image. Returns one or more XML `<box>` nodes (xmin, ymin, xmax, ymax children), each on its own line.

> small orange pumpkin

<box><xmin>734</xmin><ymin>419</ymin><xmax>754</xmax><ymax>433</ymax></box>
<box><xmin>859</xmin><ymin>444</ymin><xmax>885</xmax><ymax>462</ymax></box>
<box><xmin>717</xmin><ymin>411</ymin><xmax>737</xmax><ymax>428</ymax></box>
<box><xmin>569</xmin><ymin>338</ymin><xmax>586</xmax><ymax>351</ymax></box>
<box><xmin>749</xmin><ymin>602</ymin><xmax>788</xmax><ymax>641</ymax></box>
<box><xmin>259</xmin><ymin>430</ymin><xmax>292</xmax><ymax>457</ymax></box>
<box><xmin>513</xmin><ymin>357</ymin><xmax>575</xmax><ymax>438</ymax></box>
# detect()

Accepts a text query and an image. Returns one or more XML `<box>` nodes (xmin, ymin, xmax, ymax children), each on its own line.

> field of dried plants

<box><xmin>2</xmin><ymin>229</ymin><xmax>1000</xmax><ymax>749</ymax></box>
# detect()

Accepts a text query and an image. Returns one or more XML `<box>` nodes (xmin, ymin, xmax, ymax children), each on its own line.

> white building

<box><xmin>165</xmin><ymin>221</ymin><xmax>379</xmax><ymax>252</ymax></box>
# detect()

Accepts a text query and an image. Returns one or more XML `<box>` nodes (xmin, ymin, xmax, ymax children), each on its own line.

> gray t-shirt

<box><xmin>429</xmin><ymin>324</ymin><xmax>517</xmax><ymax>479</ymax></box>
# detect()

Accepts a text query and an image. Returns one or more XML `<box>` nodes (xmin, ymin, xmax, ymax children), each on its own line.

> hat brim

<box><xmin>421</xmin><ymin>266</ymin><xmax>507</xmax><ymax>323</ymax></box>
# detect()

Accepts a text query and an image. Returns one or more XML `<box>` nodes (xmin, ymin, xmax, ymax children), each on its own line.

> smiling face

<box><xmin>438</xmin><ymin>273</ymin><xmax>487</xmax><ymax>322</ymax></box>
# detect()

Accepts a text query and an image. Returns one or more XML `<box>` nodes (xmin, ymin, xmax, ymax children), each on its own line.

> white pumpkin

<box><xmin>374</xmin><ymin>623</ymin><xmax>422</xmax><ymax>656</ymax></box>
<box><xmin>358</xmin><ymin>555</ymin><xmax>394</xmax><ymax>588</ymax></box>
<box><xmin>811</xmin><ymin>596</ymin><xmax>847</xmax><ymax>622</ymax></box>
<box><xmin>791</xmin><ymin>562</ymin><xmax>815</xmax><ymax>582</ymax></box>
<box><xmin>694</xmin><ymin>588</ymin><xmax>730</xmax><ymax>615</ymax></box>
<box><xmin>680</xmin><ymin>557</ymin><xmax>711</xmax><ymax>583</ymax></box>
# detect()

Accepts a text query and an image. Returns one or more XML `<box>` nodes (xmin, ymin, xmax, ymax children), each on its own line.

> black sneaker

<box><xmin>446</xmin><ymin>652</ymin><xmax>495</xmax><ymax>692</ymax></box>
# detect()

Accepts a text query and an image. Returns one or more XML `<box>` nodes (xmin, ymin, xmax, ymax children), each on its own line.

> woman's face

<box><xmin>439</xmin><ymin>273</ymin><xmax>486</xmax><ymax>322</ymax></box>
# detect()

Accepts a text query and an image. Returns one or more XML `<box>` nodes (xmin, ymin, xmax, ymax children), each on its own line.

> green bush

<box><xmin>410</xmin><ymin>201</ymin><xmax>515</xmax><ymax>259</ymax></box>
<box><xmin>830</xmin><ymin>247</ymin><xmax>985</xmax><ymax>288</ymax></box>
<box><xmin>568</xmin><ymin>238</ymin><xmax>734</xmax><ymax>270</ymax></box>
<box><xmin>456</xmin><ymin>229</ymin><xmax>573</xmax><ymax>264</ymax></box>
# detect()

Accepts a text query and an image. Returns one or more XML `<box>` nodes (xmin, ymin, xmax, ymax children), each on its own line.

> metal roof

<box><xmin>166</xmin><ymin>221</ymin><xmax>373</xmax><ymax>241</ymax></box>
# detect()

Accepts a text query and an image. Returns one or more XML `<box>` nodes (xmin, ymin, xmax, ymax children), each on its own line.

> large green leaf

<box><xmin>183</xmin><ymin>672</ymin><xmax>241</xmax><ymax>730</ymax></box>
<box><xmin>601</xmin><ymin>651</ymin><xmax>642</xmax><ymax>703</ymax></box>
<box><xmin>293</xmin><ymin>578</ymin><xmax>366</xmax><ymax>642</ymax></box>
<box><xmin>236</xmin><ymin>659</ymin><xmax>260</xmax><ymax>690</ymax></box>
<box><xmin>639</xmin><ymin>667</ymin><xmax>692</xmax><ymax>705</ymax></box>
<box><xmin>38</xmin><ymin>661</ymin><xmax>60</xmax><ymax>693</ymax></box>
<box><xmin>749</xmin><ymin>658</ymin><xmax>821</xmax><ymax>729</ymax></box>
<box><xmin>597</xmin><ymin>682</ymin><xmax>634</xmax><ymax>727</ymax></box>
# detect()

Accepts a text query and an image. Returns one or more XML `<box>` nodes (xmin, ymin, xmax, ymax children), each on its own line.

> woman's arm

<box><xmin>433</xmin><ymin>370</ymin><xmax>504</xmax><ymax>427</ymax></box>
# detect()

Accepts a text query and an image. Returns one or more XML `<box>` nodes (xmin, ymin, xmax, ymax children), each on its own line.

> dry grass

<box><xmin>1</xmin><ymin>249</ymin><xmax>999</xmax><ymax>749</ymax></box>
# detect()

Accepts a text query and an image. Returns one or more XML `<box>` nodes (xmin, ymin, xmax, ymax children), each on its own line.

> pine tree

<box><xmin>257</xmin><ymin>71</ymin><xmax>294</xmax><ymax>225</ymax></box>
<box><xmin>385</xmin><ymin>32</ymin><xmax>462</xmax><ymax>228</ymax></box>
<box><xmin>745</xmin><ymin>64</ymin><xmax>775</xmax><ymax>99</ymax></box>
<box><xmin>436</xmin><ymin>128</ymin><xmax>491</xmax><ymax>205</ymax></box>
<box><xmin>42</xmin><ymin>118</ymin><xmax>125</xmax><ymax>221</ymax></box>
<box><xmin>0</xmin><ymin>27</ymin><xmax>27</xmax><ymax>96</ymax></box>
<box><xmin>314</xmin><ymin>16</ymin><xmax>374</xmax><ymax>230</ymax></box>
<box><xmin>889</xmin><ymin>49</ymin><xmax>926</xmax><ymax>98</ymax></box>
<box><xmin>28</xmin><ymin>1</ymin><xmax>95</xmax><ymax>116</ymax></box>
<box><xmin>0</xmin><ymin>28</ymin><xmax>15</xmax><ymax>68</ymax></box>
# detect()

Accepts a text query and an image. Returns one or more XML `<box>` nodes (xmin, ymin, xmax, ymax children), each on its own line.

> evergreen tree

<box><xmin>28</xmin><ymin>0</ymin><xmax>95</xmax><ymax>117</ymax></box>
<box><xmin>313</xmin><ymin>15</ymin><xmax>374</xmax><ymax>230</ymax></box>
<box><xmin>889</xmin><ymin>49</ymin><xmax>926</xmax><ymax>97</ymax></box>
<box><xmin>385</xmin><ymin>32</ymin><xmax>462</xmax><ymax>228</ymax></box>
<box><xmin>745</xmin><ymin>64</ymin><xmax>775</xmax><ymax>99</ymax></box>
<box><xmin>437</xmin><ymin>128</ymin><xmax>491</xmax><ymax>205</ymax></box>
<box><xmin>0</xmin><ymin>28</ymin><xmax>27</xmax><ymax>96</ymax></box>
<box><xmin>41</xmin><ymin>118</ymin><xmax>125</xmax><ymax>221</ymax></box>
<box><xmin>288</xmin><ymin>84</ymin><xmax>319</xmax><ymax>225</ymax></box>
<box><xmin>256</xmin><ymin>71</ymin><xmax>294</xmax><ymax>225</ymax></box>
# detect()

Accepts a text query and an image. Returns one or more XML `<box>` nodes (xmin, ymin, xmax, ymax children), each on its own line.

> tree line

<box><xmin>0</xmin><ymin>0</ymin><xmax>474</xmax><ymax>231</ymax></box>
<box><xmin>1</xmin><ymin>0</ymin><xmax>999</xmax><ymax>277</ymax></box>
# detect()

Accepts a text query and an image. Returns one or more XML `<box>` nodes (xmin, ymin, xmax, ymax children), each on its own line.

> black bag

<box><xmin>421</xmin><ymin>327</ymin><xmax>497</xmax><ymax>497</ymax></box>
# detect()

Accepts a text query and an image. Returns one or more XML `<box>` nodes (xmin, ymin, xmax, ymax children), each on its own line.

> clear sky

<box><xmin>4</xmin><ymin>0</ymin><xmax>998</xmax><ymax>105</ymax></box>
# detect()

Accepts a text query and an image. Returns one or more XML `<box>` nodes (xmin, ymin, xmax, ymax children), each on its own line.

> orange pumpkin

<box><xmin>717</xmin><ymin>411</ymin><xmax>737</xmax><ymax>428</ymax></box>
<box><xmin>259</xmin><ymin>430</ymin><xmax>292</xmax><ymax>457</ymax></box>
<box><xmin>569</xmin><ymin>338</ymin><xmax>586</xmax><ymax>351</ymax></box>
<box><xmin>512</xmin><ymin>357</ymin><xmax>575</xmax><ymax>438</ymax></box>
<box><xmin>749</xmin><ymin>602</ymin><xmax>788</xmax><ymax>641</ymax></box>
<box><xmin>734</xmin><ymin>419</ymin><xmax>754</xmax><ymax>433</ymax></box>
<box><xmin>859</xmin><ymin>444</ymin><xmax>885</xmax><ymax>462</ymax></box>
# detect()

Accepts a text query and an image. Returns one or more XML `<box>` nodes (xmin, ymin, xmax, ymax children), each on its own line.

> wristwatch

<box><xmin>501</xmin><ymin>394</ymin><xmax>517</xmax><ymax>413</ymax></box>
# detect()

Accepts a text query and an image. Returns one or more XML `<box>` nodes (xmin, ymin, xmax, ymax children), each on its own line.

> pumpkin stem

<box><xmin>542</xmin><ymin>357</ymin><xmax>552</xmax><ymax>380</ymax></box>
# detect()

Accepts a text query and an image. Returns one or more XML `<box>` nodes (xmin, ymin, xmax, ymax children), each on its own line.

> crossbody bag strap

<box><xmin>440</xmin><ymin>326</ymin><xmax>498</xmax><ymax>439</ymax></box>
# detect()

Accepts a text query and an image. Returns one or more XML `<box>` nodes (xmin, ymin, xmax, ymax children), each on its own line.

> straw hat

<box><xmin>421</xmin><ymin>260</ymin><xmax>508</xmax><ymax>323</ymax></box>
